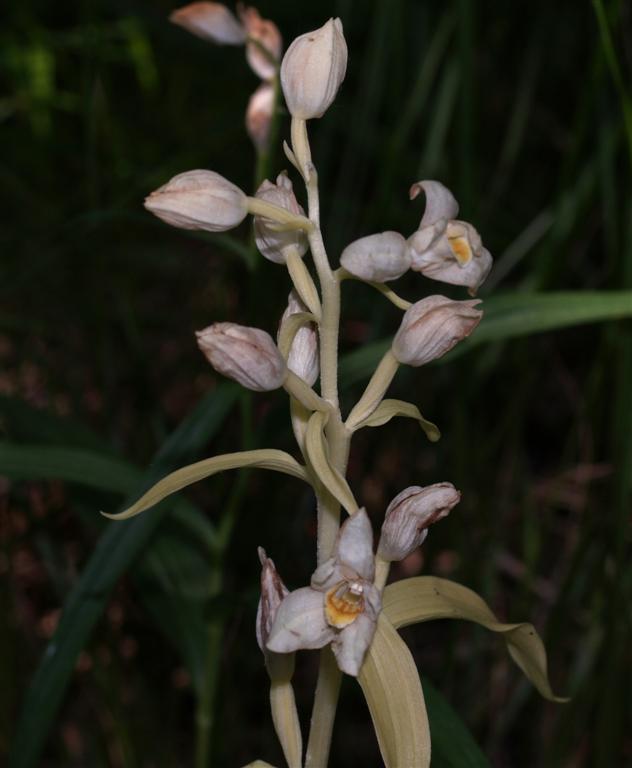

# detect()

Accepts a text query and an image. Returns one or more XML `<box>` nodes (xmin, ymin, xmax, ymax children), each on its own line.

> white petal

<box><xmin>340</xmin><ymin>231</ymin><xmax>410</xmax><ymax>283</ymax></box>
<box><xmin>331</xmin><ymin>582</ymin><xmax>380</xmax><ymax>676</ymax></box>
<box><xmin>266</xmin><ymin>587</ymin><xmax>335</xmax><ymax>653</ymax></box>
<box><xmin>410</xmin><ymin>180</ymin><xmax>459</xmax><ymax>228</ymax></box>
<box><xmin>169</xmin><ymin>3</ymin><xmax>246</xmax><ymax>45</ymax></box>
<box><xmin>336</xmin><ymin>508</ymin><xmax>375</xmax><ymax>581</ymax></box>
<box><xmin>311</xmin><ymin>558</ymin><xmax>346</xmax><ymax>591</ymax></box>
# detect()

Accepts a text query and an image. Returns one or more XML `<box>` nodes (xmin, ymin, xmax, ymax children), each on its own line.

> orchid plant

<box><xmin>106</xmin><ymin>6</ymin><xmax>565</xmax><ymax>767</ymax></box>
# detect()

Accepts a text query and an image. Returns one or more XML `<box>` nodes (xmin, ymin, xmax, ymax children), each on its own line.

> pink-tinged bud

<box><xmin>238</xmin><ymin>4</ymin><xmax>282</xmax><ymax>81</ymax></box>
<box><xmin>254</xmin><ymin>173</ymin><xmax>308</xmax><ymax>263</ymax></box>
<box><xmin>280</xmin><ymin>18</ymin><xmax>348</xmax><ymax>120</ymax></box>
<box><xmin>196</xmin><ymin>323</ymin><xmax>287</xmax><ymax>391</ymax></box>
<box><xmin>378</xmin><ymin>483</ymin><xmax>460</xmax><ymax>561</ymax></box>
<box><xmin>280</xmin><ymin>292</ymin><xmax>319</xmax><ymax>386</ymax></box>
<box><xmin>340</xmin><ymin>231</ymin><xmax>411</xmax><ymax>283</ymax></box>
<box><xmin>169</xmin><ymin>2</ymin><xmax>246</xmax><ymax>45</ymax></box>
<box><xmin>145</xmin><ymin>170</ymin><xmax>247</xmax><ymax>232</ymax></box>
<box><xmin>246</xmin><ymin>83</ymin><xmax>275</xmax><ymax>152</ymax></box>
<box><xmin>392</xmin><ymin>295</ymin><xmax>482</xmax><ymax>367</ymax></box>
<box><xmin>256</xmin><ymin>548</ymin><xmax>289</xmax><ymax>651</ymax></box>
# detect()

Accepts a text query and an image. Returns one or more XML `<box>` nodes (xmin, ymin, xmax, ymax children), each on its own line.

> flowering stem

<box><xmin>292</xmin><ymin>116</ymin><xmax>349</xmax><ymax>768</ymax></box>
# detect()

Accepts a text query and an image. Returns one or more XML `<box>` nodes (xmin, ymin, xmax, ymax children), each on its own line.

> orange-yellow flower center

<box><xmin>325</xmin><ymin>581</ymin><xmax>365</xmax><ymax>629</ymax></box>
<box><xmin>448</xmin><ymin>235</ymin><xmax>473</xmax><ymax>265</ymax></box>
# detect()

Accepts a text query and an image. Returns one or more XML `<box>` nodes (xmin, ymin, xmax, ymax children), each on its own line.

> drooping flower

<box><xmin>378</xmin><ymin>483</ymin><xmax>461</xmax><ymax>562</ymax></box>
<box><xmin>266</xmin><ymin>509</ymin><xmax>381</xmax><ymax>676</ymax></box>
<box><xmin>340</xmin><ymin>231</ymin><xmax>411</xmax><ymax>283</ymax></box>
<box><xmin>196</xmin><ymin>322</ymin><xmax>287</xmax><ymax>391</ymax></box>
<box><xmin>392</xmin><ymin>295</ymin><xmax>482</xmax><ymax>367</ymax></box>
<box><xmin>407</xmin><ymin>180</ymin><xmax>493</xmax><ymax>295</ymax></box>
<box><xmin>144</xmin><ymin>170</ymin><xmax>247</xmax><ymax>232</ymax></box>
<box><xmin>280</xmin><ymin>18</ymin><xmax>348</xmax><ymax>120</ymax></box>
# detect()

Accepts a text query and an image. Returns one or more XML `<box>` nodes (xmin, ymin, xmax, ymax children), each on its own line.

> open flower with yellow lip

<box><xmin>266</xmin><ymin>509</ymin><xmax>381</xmax><ymax>677</ymax></box>
<box><xmin>407</xmin><ymin>179</ymin><xmax>493</xmax><ymax>295</ymax></box>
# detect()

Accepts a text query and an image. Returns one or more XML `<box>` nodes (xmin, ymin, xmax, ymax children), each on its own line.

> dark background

<box><xmin>1</xmin><ymin>0</ymin><xmax>631</xmax><ymax>766</ymax></box>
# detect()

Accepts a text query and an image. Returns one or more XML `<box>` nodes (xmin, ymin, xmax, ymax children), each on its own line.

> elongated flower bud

<box><xmin>238</xmin><ymin>5</ymin><xmax>282</xmax><ymax>81</ymax></box>
<box><xmin>280</xmin><ymin>292</ymin><xmax>319</xmax><ymax>385</ymax></box>
<box><xmin>280</xmin><ymin>18</ymin><xmax>347</xmax><ymax>119</ymax></box>
<box><xmin>254</xmin><ymin>173</ymin><xmax>308</xmax><ymax>263</ymax></box>
<box><xmin>196</xmin><ymin>322</ymin><xmax>286</xmax><ymax>391</ymax></box>
<box><xmin>145</xmin><ymin>170</ymin><xmax>247</xmax><ymax>232</ymax></box>
<box><xmin>392</xmin><ymin>295</ymin><xmax>482</xmax><ymax>366</ymax></box>
<box><xmin>340</xmin><ymin>231</ymin><xmax>411</xmax><ymax>283</ymax></box>
<box><xmin>256</xmin><ymin>548</ymin><xmax>289</xmax><ymax>651</ymax></box>
<box><xmin>378</xmin><ymin>483</ymin><xmax>461</xmax><ymax>561</ymax></box>
<box><xmin>170</xmin><ymin>2</ymin><xmax>246</xmax><ymax>45</ymax></box>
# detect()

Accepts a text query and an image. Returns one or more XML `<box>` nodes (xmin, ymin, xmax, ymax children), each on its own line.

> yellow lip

<box><xmin>448</xmin><ymin>235</ymin><xmax>473</xmax><ymax>265</ymax></box>
<box><xmin>325</xmin><ymin>581</ymin><xmax>364</xmax><ymax>629</ymax></box>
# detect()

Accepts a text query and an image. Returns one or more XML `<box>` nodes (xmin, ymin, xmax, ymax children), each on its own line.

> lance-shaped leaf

<box><xmin>277</xmin><ymin>311</ymin><xmax>315</xmax><ymax>358</ymax></box>
<box><xmin>304</xmin><ymin>411</ymin><xmax>358</xmax><ymax>515</ymax></box>
<box><xmin>350</xmin><ymin>398</ymin><xmax>441</xmax><ymax>442</ymax></box>
<box><xmin>104</xmin><ymin>449</ymin><xmax>310</xmax><ymax>521</ymax></box>
<box><xmin>358</xmin><ymin>614</ymin><xmax>431</xmax><ymax>768</ymax></box>
<box><xmin>382</xmin><ymin>576</ymin><xmax>567</xmax><ymax>702</ymax></box>
<box><xmin>269</xmin><ymin>679</ymin><xmax>302</xmax><ymax>768</ymax></box>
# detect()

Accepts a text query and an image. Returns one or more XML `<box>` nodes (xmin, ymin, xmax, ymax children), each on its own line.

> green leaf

<box><xmin>304</xmin><ymin>411</ymin><xmax>358</xmax><ymax>514</ymax></box>
<box><xmin>0</xmin><ymin>442</ymin><xmax>140</xmax><ymax>494</ymax></box>
<box><xmin>421</xmin><ymin>677</ymin><xmax>490</xmax><ymax>767</ymax></box>
<box><xmin>339</xmin><ymin>291</ymin><xmax>632</xmax><ymax>385</ymax></box>
<box><xmin>352</xmin><ymin>398</ymin><xmax>441</xmax><ymax>442</ymax></box>
<box><xmin>105</xmin><ymin>448</ymin><xmax>310</xmax><ymax>521</ymax></box>
<box><xmin>382</xmin><ymin>576</ymin><xmax>568</xmax><ymax>702</ymax></box>
<box><xmin>358</xmin><ymin>614</ymin><xmax>431</xmax><ymax>768</ymax></box>
<box><xmin>9</xmin><ymin>384</ymin><xmax>239</xmax><ymax>768</ymax></box>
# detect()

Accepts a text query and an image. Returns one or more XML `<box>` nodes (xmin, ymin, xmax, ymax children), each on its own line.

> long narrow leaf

<box><xmin>9</xmin><ymin>384</ymin><xmax>239</xmax><ymax>768</ymax></box>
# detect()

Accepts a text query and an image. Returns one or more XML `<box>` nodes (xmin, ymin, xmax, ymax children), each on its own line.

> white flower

<box><xmin>237</xmin><ymin>4</ymin><xmax>283</xmax><ymax>81</ymax></box>
<box><xmin>254</xmin><ymin>173</ymin><xmax>308</xmax><ymax>263</ymax></box>
<box><xmin>266</xmin><ymin>509</ymin><xmax>381</xmax><ymax>677</ymax></box>
<box><xmin>340</xmin><ymin>231</ymin><xmax>411</xmax><ymax>283</ymax></box>
<box><xmin>169</xmin><ymin>2</ymin><xmax>246</xmax><ymax>45</ymax></box>
<box><xmin>407</xmin><ymin>180</ymin><xmax>492</xmax><ymax>295</ymax></box>
<box><xmin>392</xmin><ymin>295</ymin><xmax>482</xmax><ymax>367</ymax></box>
<box><xmin>279</xmin><ymin>292</ymin><xmax>319</xmax><ymax>386</ymax></box>
<box><xmin>144</xmin><ymin>170</ymin><xmax>247</xmax><ymax>232</ymax></box>
<box><xmin>196</xmin><ymin>322</ymin><xmax>287</xmax><ymax>391</ymax></box>
<box><xmin>280</xmin><ymin>18</ymin><xmax>348</xmax><ymax>120</ymax></box>
<box><xmin>378</xmin><ymin>483</ymin><xmax>461</xmax><ymax>562</ymax></box>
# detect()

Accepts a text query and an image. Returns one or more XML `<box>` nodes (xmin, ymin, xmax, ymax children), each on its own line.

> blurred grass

<box><xmin>1</xmin><ymin>0</ymin><xmax>631</xmax><ymax>766</ymax></box>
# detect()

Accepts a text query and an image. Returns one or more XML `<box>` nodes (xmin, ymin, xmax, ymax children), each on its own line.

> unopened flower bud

<box><xmin>408</xmin><ymin>180</ymin><xmax>492</xmax><ymax>294</ymax></box>
<box><xmin>256</xmin><ymin>548</ymin><xmax>289</xmax><ymax>651</ymax></box>
<box><xmin>246</xmin><ymin>83</ymin><xmax>275</xmax><ymax>152</ymax></box>
<box><xmin>254</xmin><ymin>173</ymin><xmax>308</xmax><ymax>263</ymax></box>
<box><xmin>279</xmin><ymin>292</ymin><xmax>319</xmax><ymax>385</ymax></box>
<box><xmin>340</xmin><ymin>231</ymin><xmax>411</xmax><ymax>283</ymax></box>
<box><xmin>196</xmin><ymin>322</ymin><xmax>287</xmax><ymax>391</ymax></box>
<box><xmin>169</xmin><ymin>2</ymin><xmax>246</xmax><ymax>45</ymax></box>
<box><xmin>145</xmin><ymin>170</ymin><xmax>247</xmax><ymax>232</ymax></box>
<box><xmin>378</xmin><ymin>483</ymin><xmax>460</xmax><ymax>561</ymax></box>
<box><xmin>238</xmin><ymin>4</ymin><xmax>282</xmax><ymax>81</ymax></box>
<box><xmin>280</xmin><ymin>18</ymin><xmax>348</xmax><ymax>120</ymax></box>
<box><xmin>392</xmin><ymin>295</ymin><xmax>482</xmax><ymax>367</ymax></box>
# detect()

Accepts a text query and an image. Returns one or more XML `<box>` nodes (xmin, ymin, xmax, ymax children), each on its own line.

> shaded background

<box><xmin>2</xmin><ymin>0</ymin><xmax>631</xmax><ymax>766</ymax></box>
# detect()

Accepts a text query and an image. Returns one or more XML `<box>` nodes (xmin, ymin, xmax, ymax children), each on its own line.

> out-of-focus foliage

<box><xmin>1</xmin><ymin>0</ymin><xmax>631</xmax><ymax>766</ymax></box>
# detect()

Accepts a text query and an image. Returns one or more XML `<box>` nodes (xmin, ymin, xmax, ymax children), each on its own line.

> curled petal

<box><xmin>336</xmin><ymin>508</ymin><xmax>375</xmax><ymax>582</ymax></box>
<box><xmin>170</xmin><ymin>2</ymin><xmax>246</xmax><ymax>45</ymax></box>
<box><xmin>410</xmin><ymin>180</ymin><xmax>459</xmax><ymax>228</ymax></box>
<box><xmin>267</xmin><ymin>587</ymin><xmax>335</xmax><ymax>653</ymax></box>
